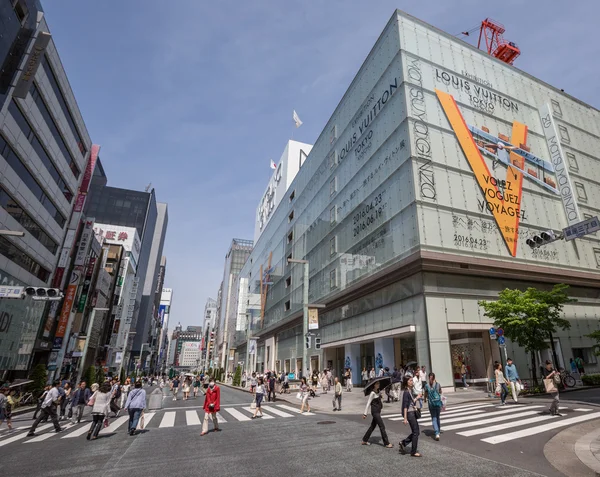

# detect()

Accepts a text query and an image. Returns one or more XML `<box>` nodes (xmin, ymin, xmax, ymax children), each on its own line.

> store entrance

<box><xmin>450</xmin><ymin>331</ymin><xmax>490</xmax><ymax>386</ymax></box>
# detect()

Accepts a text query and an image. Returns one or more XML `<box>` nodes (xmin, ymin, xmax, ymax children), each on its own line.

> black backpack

<box><xmin>114</xmin><ymin>386</ymin><xmax>122</xmax><ymax>399</ymax></box>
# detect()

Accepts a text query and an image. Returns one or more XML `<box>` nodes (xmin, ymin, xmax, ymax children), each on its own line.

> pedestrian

<box><xmin>361</xmin><ymin>380</ymin><xmax>392</xmax><ymax>448</ymax></box>
<box><xmin>0</xmin><ymin>385</ymin><xmax>13</xmax><ymax>431</ymax></box>
<box><xmin>569</xmin><ymin>358</ymin><xmax>578</xmax><ymax>374</ymax></box>
<box><xmin>27</xmin><ymin>380</ymin><xmax>63</xmax><ymax>437</ymax></box>
<box><xmin>252</xmin><ymin>377</ymin><xmax>265</xmax><ymax>419</ymax></box>
<box><xmin>250</xmin><ymin>372</ymin><xmax>257</xmax><ymax>395</ymax></box>
<box><xmin>575</xmin><ymin>356</ymin><xmax>585</xmax><ymax>375</ymax></box>
<box><xmin>268</xmin><ymin>374</ymin><xmax>276</xmax><ymax>402</ymax></box>
<box><xmin>59</xmin><ymin>382</ymin><xmax>71</xmax><ymax>420</ymax></box>
<box><xmin>327</xmin><ymin>369</ymin><xmax>332</xmax><ymax>391</ymax></box>
<box><xmin>183</xmin><ymin>378</ymin><xmax>191</xmax><ymax>400</ymax></box>
<box><xmin>201</xmin><ymin>379</ymin><xmax>221</xmax><ymax>436</ymax></box>
<box><xmin>361</xmin><ymin>368</ymin><xmax>368</xmax><ymax>387</ymax></box>
<box><xmin>124</xmin><ymin>380</ymin><xmax>146</xmax><ymax>436</ymax></box>
<box><xmin>32</xmin><ymin>385</ymin><xmax>50</xmax><ymax>420</ymax></box>
<box><xmin>369</xmin><ymin>367</ymin><xmax>376</xmax><ymax>380</ymax></box>
<box><xmin>420</xmin><ymin>366</ymin><xmax>427</xmax><ymax>390</ymax></box>
<box><xmin>171</xmin><ymin>376</ymin><xmax>180</xmax><ymax>401</ymax></box>
<box><xmin>87</xmin><ymin>381</ymin><xmax>111</xmax><ymax>440</ymax></box>
<box><xmin>461</xmin><ymin>362</ymin><xmax>469</xmax><ymax>387</ymax></box>
<box><xmin>70</xmin><ymin>381</ymin><xmax>92</xmax><ymax>423</ymax></box>
<box><xmin>412</xmin><ymin>370</ymin><xmax>423</xmax><ymax>408</ymax></box>
<box><xmin>332</xmin><ymin>377</ymin><xmax>342</xmax><ymax>411</ymax></box>
<box><xmin>424</xmin><ymin>372</ymin><xmax>443</xmax><ymax>441</ymax></box>
<box><xmin>494</xmin><ymin>363</ymin><xmax>509</xmax><ymax>406</ymax></box>
<box><xmin>399</xmin><ymin>375</ymin><xmax>421</xmax><ymax>457</ymax></box>
<box><xmin>109</xmin><ymin>378</ymin><xmax>121</xmax><ymax>417</ymax></box>
<box><xmin>345</xmin><ymin>368</ymin><xmax>353</xmax><ymax>392</ymax></box>
<box><xmin>193</xmin><ymin>377</ymin><xmax>201</xmax><ymax>398</ymax></box>
<box><xmin>120</xmin><ymin>378</ymin><xmax>131</xmax><ymax>408</ymax></box>
<box><xmin>505</xmin><ymin>358</ymin><xmax>521</xmax><ymax>403</ymax></box>
<box><xmin>299</xmin><ymin>377</ymin><xmax>311</xmax><ymax>413</ymax></box>
<box><xmin>377</xmin><ymin>365</ymin><xmax>384</xmax><ymax>377</ymax></box>
<box><xmin>542</xmin><ymin>360</ymin><xmax>562</xmax><ymax>416</ymax></box>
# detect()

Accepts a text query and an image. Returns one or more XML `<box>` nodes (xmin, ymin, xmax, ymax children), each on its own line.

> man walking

<box><xmin>70</xmin><ymin>381</ymin><xmax>91</xmax><ymax>423</ymax></box>
<box><xmin>201</xmin><ymin>379</ymin><xmax>221</xmax><ymax>436</ymax></box>
<box><xmin>575</xmin><ymin>356</ymin><xmax>585</xmax><ymax>375</ymax></box>
<box><xmin>505</xmin><ymin>358</ymin><xmax>521</xmax><ymax>402</ymax></box>
<box><xmin>332</xmin><ymin>377</ymin><xmax>342</xmax><ymax>411</ymax></box>
<box><xmin>171</xmin><ymin>376</ymin><xmax>180</xmax><ymax>401</ymax></box>
<box><xmin>267</xmin><ymin>374</ymin><xmax>276</xmax><ymax>402</ymax></box>
<box><xmin>27</xmin><ymin>380</ymin><xmax>62</xmax><ymax>436</ymax></box>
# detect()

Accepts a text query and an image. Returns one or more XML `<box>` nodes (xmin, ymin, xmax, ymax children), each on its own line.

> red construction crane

<box><xmin>477</xmin><ymin>18</ymin><xmax>520</xmax><ymax>65</ymax></box>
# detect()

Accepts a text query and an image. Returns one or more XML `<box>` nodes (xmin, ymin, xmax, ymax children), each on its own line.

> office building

<box><xmin>231</xmin><ymin>10</ymin><xmax>600</xmax><ymax>389</ymax></box>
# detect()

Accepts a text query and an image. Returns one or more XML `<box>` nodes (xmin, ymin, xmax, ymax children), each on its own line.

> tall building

<box><xmin>0</xmin><ymin>2</ymin><xmax>93</xmax><ymax>378</ymax></box>
<box><xmin>230</xmin><ymin>10</ymin><xmax>600</xmax><ymax>388</ymax></box>
<box><xmin>156</xmin><ymin>269</ymin><xmax>170</xmax><ymax>372</ymax></box>
<box><xmin>201</xmin><ymin>297</ymin><xmax>217</xmax><ymax>368</ymax></box>
<box><xmin>215</xmin><ymin>238</ymin><xmax>253</xmax><ymax>370</ymax></box>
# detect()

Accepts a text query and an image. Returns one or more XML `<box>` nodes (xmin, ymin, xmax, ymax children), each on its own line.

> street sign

<box><xmin>490</xmin><ymin>333</ymin><xmax>497</xmax><ymax>340</ymax></box>
<box><xmin>497</xmin><ymin>328</ymin><xmax>504</xmax><ymax>337</ymax></box>
<box><xmin>0</xmin><ymin>286</ymin><xmax>23</xmax><ymax>298</ymax></box>
<box><xmin>489</xmin><ymin>327</ymin><xmax>496</xmax><ymax>335</ymax></box>
<box><xmin>499</xmin><ymin>343</ymin><xmax>506</xmax><ymax>348</ymax></box>
<box><xmin>498</xmin><ymin>336</ymin><xmax>506</xmax><ymax>345</ymax></box>
<box><xmin>563</xmin><ymin>216</ymin><xmax>600</xmax><ymax>241</ymax></box>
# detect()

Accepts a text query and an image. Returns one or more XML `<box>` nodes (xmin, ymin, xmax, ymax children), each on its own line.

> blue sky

<box><xmin>42</xmin><ymin>1</ymin><xmax>599</xmax><ymax>329</ymax></box>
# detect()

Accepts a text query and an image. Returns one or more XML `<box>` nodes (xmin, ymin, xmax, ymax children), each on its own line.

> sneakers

<box><xmin>398</xmin><ymin>442</ymin><xmax>406</xmax><ymax>454</ymax></box>
<box><xmin>26</xmin><ymin>432</ymin><xmax>35</xmax><ymax>437</ymax></box>
<box><xmin>435</xmin><ymin>434</ymin><xmax>440</xmax><ymax>441</ymax></box>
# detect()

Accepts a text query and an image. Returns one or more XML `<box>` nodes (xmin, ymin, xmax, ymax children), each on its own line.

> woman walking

<box><xmin>399</xmin><ymin>375</ymin><xmax>421</xmax><ymax>457</ymax></box>
<box><xmin>361</xmin><ymin>368</ymin><xmax>368</xmax><ymax>387</ymax></box>
<box><xmin>299</xmin><ymin>377</ymin><xmax>311</xmax><ymax>413</ymax></box>
<box><xmin>124</xmin><ymin>380</ymin><xmax>146</xmax><ymax>436</ymax></box>
<box><xmin>182</xmin><ymin>378</ymin><xmax>191</xmax><ymax>400</ymax></box>
<box><xmin>252</xmin><ymin>377</ymin><xmax>265</xmax><ymax>419</ymax></box>
<box><xmin>320</xmin><ymin>371</ymin><xmax>328</xmax><ymax>394</ymax></box>
<box><xmin>120</xmin><ymin>378</ymin><xmax>131</xmax><ymax>409</ymax></box>
<box><xmin>361</xmin><ymin>380</ymin><xmax>392</xmax><ymax>448</ymax></box>
<box><xmin>543</xmin><ymin>360</ymin><xmax>562</xmax><ymax>416</ymax></box>
<box><xmin>87</xmin><ymin>382</ymin><xmax>111</xmax><ymax>440</ymax></box>
<box><xmin>424</xmin><ymin>372</ymin><xmax>443</xmax><ymax>441</ymax></box>
<box><xmin>345</xmin><ymin>369</ymin><xmax>353</xmax><ymax>392</ymax></box>
<box><xmin>59</xmin><ymin>383</ymin><xmax>71</xmax><ymax>420</ymax></box>
<box><xmin>495</xmin><ymin>363</ymin><xmax>509</xmax><ymax>406</ymax></box>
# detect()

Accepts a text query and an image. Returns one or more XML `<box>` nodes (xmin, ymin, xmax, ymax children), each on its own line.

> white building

<box><xmin>179</xmin><ymin>341</ymin><xmax>201</xmax><ymax>368</ymax></box>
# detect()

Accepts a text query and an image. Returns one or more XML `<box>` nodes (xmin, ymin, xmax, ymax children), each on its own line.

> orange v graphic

<box><xmin>435</xmin><ymin>89</ymin><xmax>527</xmax><ymax>257</ymax></box>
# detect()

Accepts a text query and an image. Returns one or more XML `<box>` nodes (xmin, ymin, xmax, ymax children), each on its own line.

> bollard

<box><xmin>148</xmin><ymin>388</ymin><xmax>163</xmax><ymax>410</ymax></box>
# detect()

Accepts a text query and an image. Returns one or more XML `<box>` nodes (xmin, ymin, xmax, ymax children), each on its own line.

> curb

<box><xmin>575</xmin><ymin>428</ymin><xmax>600</xmax><ymax>476</ymax></box>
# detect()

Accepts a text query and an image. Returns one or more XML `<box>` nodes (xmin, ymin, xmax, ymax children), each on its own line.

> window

<box><xmin>285</xmin><ymin>276</ymin><xmax>291</xmax><ymax>288</ymax></box>
<box><xmin>330</xmin><ymin>269</ymin><xmax>337</xmax><ymax>289</ymax></box>
<box><xmin>330</xmin><ymin>125</ymin><xmax>337</xmax><ymax>144</ymax></box>
<box><xmin>572</xmin><ymin>347</ymin><xmax>598</xmax><ymax>365</ymax></box>
<box><xmin>40</xmin><ymin>57</ymin><xmax>87</xmax><ymax>156</ymax></box>
<box><xmin>0</xmin><ymin>134</ymin><xmax>66</xmax><ymax>227</ymax></box>
<box><xmin>328</xmin><ymin>150</ymin><xmax>338</xmax><ymax>169</ymax></box>
<box><xmin>284</xmin><ymin>300</ymin><xmax>291</xmax><ymax>311</ymax></box>
<box><xmin>330</xmin><ymin>205</ymin><xmax>337</xmax><ymax>225</ymax></box>
<box><xmin>288</xmin><ymin>210</ymin><xmax>294</xmax><ymax>223</ymax></box>
<box><xmin>12</xmin><ymin>0</ymin><xmax>29</xmax><ymax>25</ymax></box>
<box><xmin>330</xmin><ymin>236</ymin><xmax>337</xmax><ymax>256</ymax></box>
<box><xmin>565</xmin><ymin>152</ymin><xmax>579</xmax><ymax>172</ymax></box>
<box><xmin>0</xmin><ymin>235</ymin><xmax>50</xmax><ymax>281</ymax></box>
<box><xmin>594</xmin><ymin>248</ymin><xmax>600</xmax><ymax>268</ymax></box>
<box><xmin>558</xmin><ymin>125</ymin><xmax>571</xmax><ymax>144</ymax></box>
<box><xmin>551</xmin><ymin>99</ymin><xmax>563</xmax><ymax>118</ymax></box>
<box><xmin>289</xmin><ymin>190</ymin><xmax>295</xmax><ymax>202</ymax></box>
<box><xmin>287</xmin><ymin>230</ymin><xmax>293</xmax><ymax>244</ymax></box>
<box><xmin>29</xmin><ymin>83</ymin><xmax>80</xmax><ymax>178</ymax></box>
<box><xmin>330</xmin><ymin>176</ymin><xmax>337</xmax><ymax>197</ymax></box>
<box><xmin>9</xmin><ymin>101</ymin><xmax>74</xmax><ymax>202</ymax></box>
<box><xmin>0</xmin><ymin>187</ymin><xmax>58</xmax><ymax>254</ymax></box>
<box><xmin>574</xmin><ymin>182</ymin><xmax>588</xmax><ymax>202</ymax></box>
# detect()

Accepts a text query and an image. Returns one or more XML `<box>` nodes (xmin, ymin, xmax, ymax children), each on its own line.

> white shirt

<box><xmin>42</xmin><ymin>388</ymin><xmax>60</xmax><ymax>408</ymax></box>
<box><xmin>256</xmin><ymin>384</ymin><xmax>265</xmax><ymax>395</ymax></box>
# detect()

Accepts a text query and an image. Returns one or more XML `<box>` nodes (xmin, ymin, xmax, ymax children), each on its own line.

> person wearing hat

<box><xmin>27</xmin><ymin>380</ymin><xmax>62</xmax><ymax>436</ymax></box>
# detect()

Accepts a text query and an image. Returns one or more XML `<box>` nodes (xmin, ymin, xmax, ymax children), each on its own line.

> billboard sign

<box><xmin>563</xmin><ymin>216</ymin><xmax>600</xmax><ymax>241</ymax></box>
<box><xmin>74</xmin><ymin>219</ymin><xmax>95</xmax><ymax>266</ymax></box>
<box><xmin>308</xmin><ymin>308</ymin><xmax>319</xmax><ymax>330</ymax></box>
<box><xmin>54</xmin><ymin>266</ymin><xmax>83</xmax><ymax>345</ymax></box>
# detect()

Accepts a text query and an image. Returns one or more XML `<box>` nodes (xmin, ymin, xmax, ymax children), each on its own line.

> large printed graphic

<box><xmin>435</xmin><ymin>89</ymin><xmax>561</xmax><ymax>257</ymax></box>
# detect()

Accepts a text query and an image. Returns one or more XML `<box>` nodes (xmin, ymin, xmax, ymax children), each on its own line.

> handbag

<box><xmin>543</xmin><ymin>378</ymin><xmax>557</xmax><ymax>394</ymax></box>
<box><xmin>553</xmin><ymin>373</ymin><xmax>562</xmax><ymax>385</ymax></box>
<box><xmin>139</xmin><ymin>412</ymin><xmax>145</xmax><ymax>430</ymax></box>
<box><xmin>250</xmin><ymin>397</ymin><xmax>257</xmax><ymax>409</ymax></box>
<box><xmin>296</xmin><ymin>392</ymin><xmax>303</xmax><ymax>400</ymax></box>
<box><xmin>103</xmin><ymin>418</ymin><xmax>109</xmax><ymax>428</ymax></box>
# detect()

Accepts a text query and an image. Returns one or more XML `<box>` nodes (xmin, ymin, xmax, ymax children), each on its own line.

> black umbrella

<box><xmin>363</xmin><ymin>376</ymin><xmax>392</xmax><ymax>396</ymax></box>
<box><xmin>404</xmin><ymin>361</ymin><xmax>417</xmax><ymax>369</ymax></box>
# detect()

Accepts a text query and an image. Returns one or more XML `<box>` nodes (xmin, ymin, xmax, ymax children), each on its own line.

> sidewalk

<box><xmin>575</xmin><ymin>428</ymin><xmax>600</xmax><ymax>476</ymax></box>
<box><xmin>544</xmin><ymin>418</ymin><xmax>600</xmax><ymax>477</ymax></box>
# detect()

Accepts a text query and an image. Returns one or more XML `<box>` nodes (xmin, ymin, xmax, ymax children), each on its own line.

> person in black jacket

<box><xmin>399</xmin><ymin>375</ymin><xmax>422</xmax><ymax>457</ymax></box>
<box><xmin>267</xmin><ymin>374</ymin><xmax>276</xmax><ymax>402</ymax></box>
<box><xmin>361</xmin><ymin>381</ymin><xmax>393</xmax><ymax>448</ymax></box>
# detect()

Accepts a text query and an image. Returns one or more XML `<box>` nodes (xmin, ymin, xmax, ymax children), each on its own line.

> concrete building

<box><xmin>0</xmin><ymin>2</ymin><xmax>93</xmax><ymax>378</ymax></box>
<box><xmin>156</xmin><ymin>284</ymin><xmax>171</xmax><ymax>372</ymax></box>
<box><xmin>231</xmin><ymin>10</ymin><xmax>600</xmax><ymax>390</ymax></box>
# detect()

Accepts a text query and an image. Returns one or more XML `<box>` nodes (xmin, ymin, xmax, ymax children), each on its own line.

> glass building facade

<box><xmin>232</xmin><ymin>11</ymin><xmax>600</xmax><ymax>388</ymax></box>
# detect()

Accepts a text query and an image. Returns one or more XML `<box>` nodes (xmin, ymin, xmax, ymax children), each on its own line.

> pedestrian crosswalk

<box><xmin>382</xmin><ymin>403</ymin><xmax>600</xmax><ymax>445</ymax></box>
<box><xmin>0</xmin><ymin>404</ymin><xmax>315</xmax><ymax>447</ymax></box>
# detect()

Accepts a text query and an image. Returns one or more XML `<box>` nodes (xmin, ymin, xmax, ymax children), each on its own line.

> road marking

<box><xmin>26</xmin><ymin>423</ymin><xmax>77</xmax><ymax>442</ymax></box>
<box><xmin>276</xmin><ymin>404</ymin><xmax>315</xmax><ymax>416</ymax></box>
<box><xmin>62</xmin><ymin>423</ymin><xmax>92</xmax><ymax>438</ymax></box>
<box><xmin>441</xmin><ymin>403</ymin><xmax>497</xmax><ymax>412</ymax></box>
<box><xmin>215</xmin><ymin>413</ymin><xmax>227</xmax><ymax>423</ymax></box>
<box><xmin>140</xmin><ymin>412</ymin><xmax>155</xmax><ymax>428</ymax></box>
<box><xmin>421</xmin><ymin>405</ymin><xmax>496</xmax><ymax>418</ymax></box>
<box><xmin>0</xmin><ymin>425</ymin><xmax>29</xmax><ymax>437</ymax></box>
<box><xmin>222</xmin><ymin>407</ymin><xmax>251</xmax><ymax>421</ymax></box>
<box><xmin>420</xmin><ymin>405</ymin><xmax>527</xmax><ymax>425</ymax></box>
<box><xmin>381</xmin><ymin>413</ymin><xmax>403</xmax><ymax>418</ymax></box>
<box><xmin>458</xmin><ymin>413</ymin><xmax>558</xmax><ymax>436</ymax></box>
<box><xmin>481</xmin><ymin>411</ymin><xmax>600</xmax><ymax>444</ymax></box>
<box><xmin>242</xmin><ymin>407</ymin><xmax>274</xmax><ymax>419</ymax></box>
<box><xmin>392</xmin><ymin>409</ymin><xmax>487</xmax><ymax>422</ymax></box>
<box><xmin>100</xmin><ymin>416</ymin><xmax>129</xmax><ymax>434</ymax></box>
<box><xmin>440</xmin><ymin>407</ymin><xmax>545</xmax><ymax>431</ymax></box>
<box><xmin>261</xmin><ymin>407</ymin><xmax>293</xmax><ymax>417</ymax></box>
<box><xmin>0</xmin><ymin>424</ymin><xmax>53</xmax><ymax>447</ymax></box>
<box><xmin>186</xmin><ymin>411</ymin><xmax>201</xmax><ymax>426</ymax></box>
<box><xmin>159</xmin><ymin>412</ymin><xmax>176</xmax><ymax>428</ymax></box>
<box><xmin>574</xmin><ymin>408</ymin><xmax>593</xmax><ymax>412</ymax></box>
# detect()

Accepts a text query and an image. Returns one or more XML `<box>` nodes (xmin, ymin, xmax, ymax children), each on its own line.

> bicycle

<box><xmin>17</xmin><ymin>391</ymin><xmax>34</xmax><ymax>406</ymax></box>
<box><xmin>559</xmin><ymin>368</ymin><xmax>576</xmax><ymax>388</ymax></box>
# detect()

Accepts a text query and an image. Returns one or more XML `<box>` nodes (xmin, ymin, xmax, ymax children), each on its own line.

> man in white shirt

<box><xmin>27</xmin><ymin>380</ymin><xmax>62</xmax><ymax>436</ymax></box>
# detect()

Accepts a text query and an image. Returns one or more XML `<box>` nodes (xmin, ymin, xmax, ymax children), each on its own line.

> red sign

<box><xmin>73</xmin><ymin>193</ymin><xmax>86</xmax><ymax>213</ymax></box>
<box><xmin>51</xmin><ymin>267</ymin><xmax>65</xmax><ymax>289</ymax></box>
<box><xmin>54</xmin><ymin>267</ymin><xmax>82</xmax><ymax>338</ymax></box>
<box><xmin>106</xmin><ymin>231</ymin><xmax>116</xmax><ymax>240</ymax></box>
<box><xmin>79</xmin><ymin>144</ymin><xmax>100</xmax><ymax>194</ymax></box>
<box><xmin>118</xmin><ymin>231</ymin><xmax>128</xmax><ymax>241</ymax></box>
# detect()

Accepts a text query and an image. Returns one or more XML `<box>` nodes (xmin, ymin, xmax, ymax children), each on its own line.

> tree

<box><xmin>84</xmin><ymin>366</ymin><xmax>96</xmax><ymax>387</ymax></box>
<box><xmin>587</xmin><ymin>324</ymin><xmax>600</xmax><ymax>356</ymax></box>
<box><xmin>232</xmin><ymin>365</ymin><xmax>242</xmax><ymax>386</ymax></box>
<box><xmin>28</xmin><ymin>364</ymin><xmax>48</xmax><ymax>397</ymax></box>
<box><xmin>95</xmin><ymin>366</ymin><xmax>105</xmax><ymax>385</ymax></box>
<box><xmin>479</xmin><ymin>284</ymin><xmax>574</xmax><ymax>385</ymax></box>
<box><xmin>120</xmin><ymin>368</ymin><xmax>126</xmax><ymax>383</ymax></box>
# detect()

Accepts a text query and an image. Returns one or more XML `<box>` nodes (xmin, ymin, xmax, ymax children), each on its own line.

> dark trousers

<box><xmin>89</xmin><ymin>414</ymin><xmax>104</xmax><ymax>438</ymax></box>
<box><xmin>128</xmin><ymin>408</ymin><xmax>143</xmax><ymax>432</ymax></box>
<box><xmin>32</xmin><ymin>400</ymin><xmax>43</xmax><ymax>420</ymax></box>
<box><xmin>401</xmin><ymin>412</ymin><xmax>419</xmax><ymax>455</ymax></box>
<box><xmin>362</xmin><ymin>412</ymin><xmax>389</xmax><ymax>445</ymax></box>
<box><xmin>267</xmin><ymin>388</ymin><xmax>276</xmax><ymax>402</ymax></box>
<box><xmin>332</xmin><ymin>393</ymin><xmax>342</xmax><ymax>410</ymax></box>
<box><xmin>30</xmin><ymin>404</ymin><xmax>60</xmax><ymax>433</ymax></box>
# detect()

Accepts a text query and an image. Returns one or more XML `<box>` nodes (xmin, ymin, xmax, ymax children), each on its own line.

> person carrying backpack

<box><xmin>424</xmin><ymin>372</ymin><xmax>443</xmax><ymax>441</ymax></box>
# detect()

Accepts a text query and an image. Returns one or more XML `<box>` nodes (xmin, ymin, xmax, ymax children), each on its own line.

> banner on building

<box><xmin>248</xmin><ymin>339</ymin><xmax>257</xmax><ymax>355</ymax></box>
<box><xmin>13</xmin><ymin>31</ymin><xmax>51</xmax><ymax>98</ymax></box>
<box><xmin>74</xmin><ymin>219</ymin><xmax>95</xmax><ymax>266</ymax></box>
<box><xmin>79</xmin><ymin>144</ymin><xmax>100</xmax><ymax>194</ymax></box>
<box><xmin>53</xmin><ymin>266</ymin><xmax>83</xmax><ymax>348</ymax></box>
<box><xmin>308</xmin><ymin>308</ymin><xmax>319</xmax><ymax>330</ymax></box>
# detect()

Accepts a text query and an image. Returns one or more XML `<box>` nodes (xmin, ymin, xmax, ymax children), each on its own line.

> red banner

<box><xmin>54</xmin><ymin>267</ymin><xmax>83</xmax><ymax>338</ymax></box>
<box><xmin>79</xmin><ymin>144</ymin><xmax>100</xmax><ymax>194</ymax></box>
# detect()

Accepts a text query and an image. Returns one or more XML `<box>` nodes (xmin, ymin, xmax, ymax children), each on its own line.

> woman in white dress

<box><xmin>120</xmin><ymin>378</ymin><xmax>131</xmax><ymax>409</ymax></box>
<box><xmin>182</xmin><ymin>378</ymin><xmax>191</xmax><ymax>400</ymax></box>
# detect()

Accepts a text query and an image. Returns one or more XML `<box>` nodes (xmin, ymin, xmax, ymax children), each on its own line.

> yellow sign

<box><xmin>308</xmin><ymin>308</ymin><xmax>319</xmax><ymax>330</ymax></box>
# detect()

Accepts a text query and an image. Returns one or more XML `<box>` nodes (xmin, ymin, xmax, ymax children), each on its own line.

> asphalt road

<box><xmin>0</xmin><ymin>385</ymin><xmax>595</xmax><ymax>476</ymax></box>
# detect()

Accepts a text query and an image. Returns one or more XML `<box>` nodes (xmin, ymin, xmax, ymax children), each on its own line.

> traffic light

<box><xmin>24</xmin><ymin>287</ymin><xmax>63</xmax><ymax>301</ymax></box>
<box><xmin>315</xmin><ymin>338</ymin><xmax>321</xmax><ymax>350</ymax></box>
<box><xmin>305</xmin><ymin>335</ymin><xmax>311</xmax><ymax>349</ymax></box>
<box><xmin>526</xmin><ymin>230</ymin><xmax>562</xmax><ymax>249</ymax></box>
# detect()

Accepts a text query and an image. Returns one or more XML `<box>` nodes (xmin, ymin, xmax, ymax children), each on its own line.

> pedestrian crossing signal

<box><xmin>305</xmin><ymin>336</ymin><xmax>311</xmax><ymax>349</ymax></box>
<box><xmin>315</xmin><ymin>338</ymin><xmax>321</xmax><ymax>349</ymax></box>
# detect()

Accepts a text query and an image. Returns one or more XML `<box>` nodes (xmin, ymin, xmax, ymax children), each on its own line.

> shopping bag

<box><xmin>250</xmin><ymin>398</ymin><xmax>257</xmax><ymax>409</ymax></box>
<box><xmin>514</xmin><ymin>382</ymin><xmax>522</xmax><ymax>394</ymax></box>
<box><xmin>543</xmin><ymin>378</ymin><xmax>557</xmax><ymax>394</ymax></box>
<box><xmin>441</xmin><ymin>395</ymin><xmax>447</xmax><ymax>411</ymax></box>
<box><xmin>296</xmin><ymin>392</ymin><xmax>302</xmax><ymax>400</ymax></box>
<box><xmin>139</xmin><ymin>412</ymin><xmax>145</xmax><ymax>430</ymax></box>
<box><xmin>495</xmin><ymin>384</ymin><xmax>501</xmax><ymax>395</ymax></box>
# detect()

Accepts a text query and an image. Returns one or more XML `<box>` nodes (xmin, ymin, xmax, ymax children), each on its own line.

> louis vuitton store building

<box><xmin>232</xmin><ymin>10</ymin><xmax>600</xmax><ymax>390</ymax></box>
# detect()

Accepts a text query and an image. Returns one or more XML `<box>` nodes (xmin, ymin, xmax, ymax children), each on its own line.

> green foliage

<box><xmin>586</xmin><ymin>329</ymin><xmax>600</xmax><ymax>356</ymax></box>
<box><xmin>233</xmin><ymin>365</ymin><xmax>242</xmax><ymax>386</ymax></box>
<box><xmin>95</xmin><ymin>366</ymin><xmax>105</xmax><ymax>385</ymax></box>
<box><xmin>28</xmin><ymin>364</ymin><xmax>48</xmax><ymax>396</ymax></box>
<box><xmin>84</xmin><ymin>366</ymin><xmax>96</xmax><ymax>387</ymax></box>
<box><xmin>120</xmin><ymin>368</ymin><xmax>126</xmax><ymax>383</ymax></box>
<box><xmin>582</xmin><ymin>374</ymin><xmax>600</xmax><ymax>385</ymax></box>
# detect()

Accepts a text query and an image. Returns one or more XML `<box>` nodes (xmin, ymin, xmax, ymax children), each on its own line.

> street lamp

<box><xmin>0</xmin><ymin>230</ymin><xmax>25</xmax><ymax>237</ymax></box>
